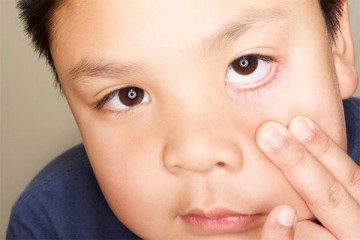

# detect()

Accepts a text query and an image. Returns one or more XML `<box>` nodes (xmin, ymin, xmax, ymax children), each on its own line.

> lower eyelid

<box><xmin>225</xmin><ymin>62</ymin><xmax>278</xmax><ymax>97</ymax></box>
<box><xmin>226</xmin><ymin>61</ymin><xmax>275</xmax><ymax>87</ymax></box>
<box><xmin>102</xmin><ymin>101</ymin><xmax>151</xmax><ymax>118</ymax></box>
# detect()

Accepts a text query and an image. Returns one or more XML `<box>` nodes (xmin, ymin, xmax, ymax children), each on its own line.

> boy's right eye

<box><xmin>96</xmin><ymin>86</ymin><xmax>150</xmax><ymax>111</ymax></box>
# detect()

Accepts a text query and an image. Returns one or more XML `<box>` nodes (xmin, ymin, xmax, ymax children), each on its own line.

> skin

<box><xmin>49</xmin><ymin>0</ymin><xmax>358</xmax><ymax>239</ymax></box>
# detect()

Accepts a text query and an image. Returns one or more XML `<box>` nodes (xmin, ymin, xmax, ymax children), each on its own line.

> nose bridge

<box><xmin>162</xmin><ymin>94</ymin><xmax>243</xmax><ymax>174</ymax></box>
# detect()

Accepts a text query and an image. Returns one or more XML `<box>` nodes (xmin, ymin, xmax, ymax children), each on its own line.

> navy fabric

<box><xmin>6</xmin><ymin>146</ymin><xmax>139</xmax><ymax>239</ymax></box>
<box><xmin>6</xmin><ymin>98</ymin><xmax>360</xmax><ymax>239</ymax></box>
<box><xmin>344</xmin><ymin>98</ymin><xmax>360</xmax><ymax>165</ymax></box>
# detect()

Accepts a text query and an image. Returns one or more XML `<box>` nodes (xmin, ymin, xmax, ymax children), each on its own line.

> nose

<box><xmin>162</xmin><ymin>102</ymin><xmax>243</xmax><ymax>174</ymax></box>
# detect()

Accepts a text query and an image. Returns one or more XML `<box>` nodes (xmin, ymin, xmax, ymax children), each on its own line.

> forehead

<box><xmin>53</xmin><ymin>0</ymin><xmax>295</xmax><ymax>46</ymax></box>
<box><xmin>52</xmin><ymin>0</ymin><xmax>319</xmax><ymax>49</ymax></box>
<box><xmin>51</xmin><ymin>0</ymin><xmax>323</xmax><ymax>81</ymax></box>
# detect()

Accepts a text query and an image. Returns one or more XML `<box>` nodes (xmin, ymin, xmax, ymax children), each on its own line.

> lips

<box><xmin>181</xmin><ymin>208</ymin><xmax>262</xmax><ymax>234</ymax></box>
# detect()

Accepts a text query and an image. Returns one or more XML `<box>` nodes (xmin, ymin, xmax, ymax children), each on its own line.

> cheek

<box><xmin>228</xmin><ymin>61</ymin><xmax>345</xmax><ymax>150</ymax></box>
<box><xmin>283</xmin><ymin>70</ymin><xmax>346</xmax><ymax>149</ymax></box>
<box><xmin>78</xmin><ymin>118</ymin><xmax>182</xmax><ymax>237</ymax></box>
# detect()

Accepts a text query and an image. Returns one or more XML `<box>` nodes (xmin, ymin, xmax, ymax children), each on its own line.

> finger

<box><xmin>289</xmin><ymin>116</ymin><xmax>360</xmax><ymax>201</ymax></box>
<box><xmin>260</xmin><ymin>205</ymin><xmax>296</xmax><ymax>240</ymax></box>
<box><xmin>256</xmin><ymin>122</ymin><xmax>360</xmax><ymax>239</ymax></box>
<box><xmin>294</xmin><ymin>220</ymin><xmax>337</xmax><ymax>240</ymax></box>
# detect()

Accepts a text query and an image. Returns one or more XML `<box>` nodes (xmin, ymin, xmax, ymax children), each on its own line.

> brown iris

<box><xmin>118</xmin><ymin>87</ymin><xmax>144</xmax><ymax>107</ymax></box>
<box><xmin>230</xmin><ymin>56</ymin><xmax>258</xmax><ymax>75</ymax></box>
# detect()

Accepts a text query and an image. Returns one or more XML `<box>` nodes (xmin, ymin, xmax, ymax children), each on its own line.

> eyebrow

<box><xmin>67</xmin><ymin>7</ymin><xmax>286</xmax><ymax>83</ymax></box>
<box><xmin>67</xmin><ymin>60</ymin><xmax>143</xmax><ymax>84</ymax></box>
<box><xmin>199</xmin><ymin>7</ymin><xmax>286</xmax><ymax>54</ymax></box>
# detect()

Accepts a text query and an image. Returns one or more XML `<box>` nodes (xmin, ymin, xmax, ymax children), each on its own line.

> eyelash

<box><xmin>95</xmin><ymin>53</ymin><xmax>278</xmax><ymax>111</ymax></box>
<box><xmin>233</xmin><ymin>53</ymin><xmax>275</xmax><ymax>64</ymax></box>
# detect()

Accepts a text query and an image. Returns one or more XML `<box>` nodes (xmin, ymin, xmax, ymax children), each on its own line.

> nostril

<box><xmin>216</xmin><ymin>162</ymin><xmax>225</xmax><ymax>167</ymax></box>
<box><xmin>163</xmin><ymin>137</ymin><xmax>243</xmax><ymax>173</ymax></box>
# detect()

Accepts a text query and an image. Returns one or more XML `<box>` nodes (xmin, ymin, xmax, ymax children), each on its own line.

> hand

<box><xmin>259</xmin><ymin>205</ymin><xmax>336</xmax><ymax>240</ymax></box>
<box><xmin>256</xmin><ymin>116</ymin><xmax>360</xmax><ymax>239</ymax></box>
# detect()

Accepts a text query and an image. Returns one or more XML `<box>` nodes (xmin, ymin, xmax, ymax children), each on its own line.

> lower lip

<box><xmin>181</xmin><ymin>213</ymin><xmax>262</xmax><ymax>234</ymax></box>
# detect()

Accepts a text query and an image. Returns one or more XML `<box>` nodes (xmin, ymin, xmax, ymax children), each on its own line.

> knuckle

<box><xmin>346</xmin><ymin>168</ymin><xmax>360</xmax><ymax>189</ymax></box>
<box><xmin>311</xmin><ymin>131</ymin><xmax>331</xmax><ymax>158</ymax></box>
<box><xmin>295</xmin><ymin>220</ymin><xmax>337</xmax><ymax>240</ymax></box>
<box><xmin>321</xmin><ymin>182</ymin><xmax>346</xmax><ymax>209</ymax></box>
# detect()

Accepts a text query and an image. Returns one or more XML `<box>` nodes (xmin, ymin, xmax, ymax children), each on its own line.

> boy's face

<box><xmin>51</xmin><ymin>0</ymin><xmax>349</xmax><ymax>239</ymax></box>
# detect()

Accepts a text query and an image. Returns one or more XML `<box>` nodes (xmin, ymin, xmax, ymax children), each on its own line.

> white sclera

<box><xmin>226</xmin><ymin>59</ymin><xmax>271</xmax><ymax>85</ymax></box>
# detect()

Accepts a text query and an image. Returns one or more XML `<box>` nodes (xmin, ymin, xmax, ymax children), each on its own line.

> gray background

<box><xmin>1</xmin><ymin>0</ymin><xmax>360</xmax><ymax>238</ymax></box>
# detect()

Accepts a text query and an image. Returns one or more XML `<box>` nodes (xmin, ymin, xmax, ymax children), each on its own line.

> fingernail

<box><xmin>292</xmin><ymin>118</ymin><xmax>313</xmax><ymax>141</ymax></box>
<box><xmin>261</xmin><ymin>126</ymin><xmax>285</xmax><ymax>149</ymax></box>
<box><xmin>277</xmin><ymin>206</ymin><xmax>296</xmax><ymax>227</ymax></box>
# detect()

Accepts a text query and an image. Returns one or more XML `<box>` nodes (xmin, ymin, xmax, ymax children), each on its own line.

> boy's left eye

<box><xmin>225</xmin><ymin>55</ymin><xmax>274</xmax><ymax>86</ymax></box>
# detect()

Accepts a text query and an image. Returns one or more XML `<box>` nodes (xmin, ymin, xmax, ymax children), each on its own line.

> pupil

<box><xmin>231</xmin><ymin>56</ymin><xmax>258</xmax><ymax>75</ymax></box>
<box><xmin>240</xmin><ymin>58</ymin><xmax>249</xmax><ymax>68</ymax></box>
<box><xmin>127</xmin><ymin>89</ymin><xmax>137</xmax><ymax>100</ymax></box>
<box><xmin>119</xmin><ymin>87</ymin><xmax>144</xmax><ymax>107</ymax></box>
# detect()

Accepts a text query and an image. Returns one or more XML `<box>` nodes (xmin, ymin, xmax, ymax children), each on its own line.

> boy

<box><xmin>7</xmin><ymin>0</ymin><xmax>360</xmax><ymax>239</ymax></box>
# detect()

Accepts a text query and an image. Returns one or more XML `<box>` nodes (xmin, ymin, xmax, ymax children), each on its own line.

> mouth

<box><xmin>180</xmin><ymin>208</ymin><xmax>263</xmax><ymax>234</ymax></box>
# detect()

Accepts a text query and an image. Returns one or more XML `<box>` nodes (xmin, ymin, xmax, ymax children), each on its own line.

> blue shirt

<box><xmin>7</xmin><ymin>98</ymin><xmax>360</xmax><ymax>239</ymax></box>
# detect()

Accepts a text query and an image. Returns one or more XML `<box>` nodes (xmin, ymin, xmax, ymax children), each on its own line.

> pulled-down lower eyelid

<box><xmin>224</xmin><ymin>52</ymin><xmax>279</xmax><ymax>98</ymax></box>
<box><xmin>226</xmin><ymin>54</ymin><xmax>275</xmax><ymax>80</ymax></box>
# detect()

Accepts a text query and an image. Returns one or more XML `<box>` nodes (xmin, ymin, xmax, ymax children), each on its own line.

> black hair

<box><xmin>17</xmin><ymin>0</ymin><xmax>345</xmax><ymax>84</ymax></box>
<box><xmin>319</xmin><ymin>0</ymin><xmax>344</xmax><ymax>44</ymax></box>
<box><xmin>17</xmin><ymin>0</ymin><xmax>62</xmax><ymax>84</ymax></box>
